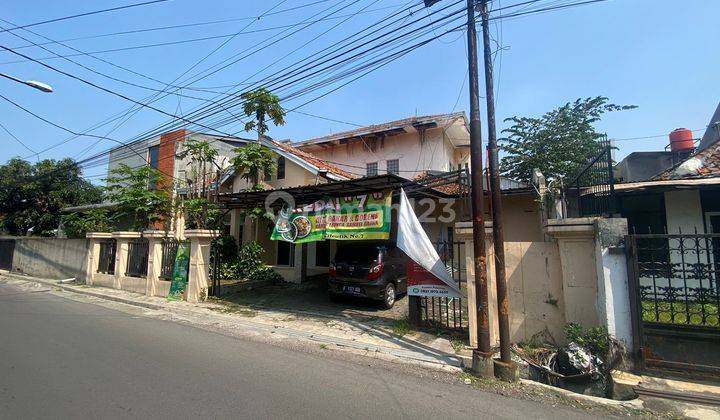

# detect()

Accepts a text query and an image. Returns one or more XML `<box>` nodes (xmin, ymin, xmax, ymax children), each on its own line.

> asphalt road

<box><xmin>0</xmin><ymin>281</ymin><xmax>599</xmax><ymax>419</ymax></box>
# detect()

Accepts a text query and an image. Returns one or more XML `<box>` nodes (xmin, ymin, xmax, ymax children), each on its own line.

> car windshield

<box><xmin>334</xmin><ymin>244</ymin><xmax>380</xmax><ymax>264</ymax></box>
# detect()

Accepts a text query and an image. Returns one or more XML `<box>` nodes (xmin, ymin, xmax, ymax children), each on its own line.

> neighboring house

<box><xmin>103</xmin><ymin>129</ymin><xmax>253</xmax><ymax>231</ymax></box>
<box><xmin>612</xmin><ymin>102</ymin><xmax>720</xmax><ymax>235</ymax></box>
<box><xmin>294</xmin><ymin>112</ymin><xmax>471</xmax><ymax>179</ymax></box>
<box><xmin>615</xmin><ymin>138</ymin><xmax>720</xmax><ymax>236</ymax></box>
<box><xmin>108</xmin><ymin>129</ymin><xmax>249</xmax><ymax>194</ymax></box>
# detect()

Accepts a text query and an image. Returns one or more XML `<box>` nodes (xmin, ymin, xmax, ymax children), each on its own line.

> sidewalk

<box><xmin>0</xmin><ymin>272</ymin><xmax>469</xmax><ymax>371</ymax></box>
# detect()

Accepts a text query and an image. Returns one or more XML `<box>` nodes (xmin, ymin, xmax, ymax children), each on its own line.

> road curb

<box><xmin>1</xmin><ymin>272</ymin><xmax>167</xmax><ymax>311</ymax></box>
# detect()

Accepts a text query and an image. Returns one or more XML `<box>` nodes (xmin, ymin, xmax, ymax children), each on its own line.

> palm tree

<box><xmin>240</xmin><ymin>88</ymin><xmax>285</xmax><ymax>140</ymax></box>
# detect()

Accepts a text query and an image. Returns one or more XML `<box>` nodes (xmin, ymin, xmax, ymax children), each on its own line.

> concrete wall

<box><xmin>457</xmin><ymin>217</ymin><xmax>634</xmax><ymax>350</ymax></box>
<box><xmin>7</xmin><ymin>237</ymin><xmax>88</xmax><ymax>280</ymax></box>
<box><xmin>487</xmin><ymin>240</ymin><xmax>566</xmax><ymax>344</ymax></box>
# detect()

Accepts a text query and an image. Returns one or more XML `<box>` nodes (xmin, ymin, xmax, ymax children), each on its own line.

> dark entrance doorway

<box><xmin>627</xmin><ymin>233</ymin><xmax>720</xmax><ymax>377</ymax></box>
<box><xmin>0</xmin><ymin>239</ymin><xmax>15</xmax><ymax>271</ymax></box>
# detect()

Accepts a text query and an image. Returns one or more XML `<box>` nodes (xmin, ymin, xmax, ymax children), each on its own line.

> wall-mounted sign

<box><xmin>407</xmin><ymin>260</ymin><xmax>461</xmax><ymax>298</ymax></box>
<box><xmin>270</xmin><ymin>190</ymin><xmax>391</xmax><ymax>243</ymax></box>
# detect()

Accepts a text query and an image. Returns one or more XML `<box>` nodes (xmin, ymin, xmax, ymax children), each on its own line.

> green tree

<box><xmin>240</xmin><ymin>87</ymin><xmax>285</xmax><ymax>139</ymax></box>
<box><xmin>500</xmin><ymin>96</ymin><xmax>636</xmax><ymax>183</ymax></box>
<box><xmin>0</xmin><ymin>158</ymin><xmax>102</xmax><ymax>236</ymax></box>
<box><xmin>60</xmin><ymin>209</ymin><xmax>113</xmax><ymax>238</ymax></box>
<box><xmin>230</xmin><ymin>143</ymin><xmax>277</xmax><ymax>187</ymax></box>
<box><xmin>104</xmin><ymin>164</ymin><xmax>171</xmax><ymax>231</ymax></box>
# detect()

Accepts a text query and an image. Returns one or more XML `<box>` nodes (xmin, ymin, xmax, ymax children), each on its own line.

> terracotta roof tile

<box><xmin>267</xmin><ymin>139</ymin><xmax>356</xmax><ymax>180</ymax></box>
<box><xmin>653</xmin><ymin>140</ymin><xmax>720</xmax><ymax>180</ymax></box>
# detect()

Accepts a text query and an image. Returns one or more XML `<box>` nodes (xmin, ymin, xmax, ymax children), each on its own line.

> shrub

<box><xmin>61</xmin><ymin>209</ymin><xmax>114</xmax><ymax>238</ymax></box>
<box><xmin>248</xmin><ymin>265</ymin><xmax>283</xmax><ymax>284</ymax></box>
<box><xmin>564</xmin><ymin>323</ymin><xmax>609</xmax><ymax>357</ymax></box>
<box><xmin>238</xmin><ymin>241</ymin><xmax>264</xmax><ymax>277</ymax></box>
<box><xmin>213</xmin><ymin>234</ymin><xmax>239</xmax><ymax>262</ymax></box>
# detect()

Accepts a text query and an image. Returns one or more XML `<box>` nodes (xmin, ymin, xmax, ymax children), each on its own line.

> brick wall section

<box><xmin>154</xmin><ymin>129</ymin><xmax>185</xmax><ymax>229</ymax></box>
<box><xmin>157</xmin><ymin>129</ymin><xmax>185</xmax><ymax>189</ymax></box>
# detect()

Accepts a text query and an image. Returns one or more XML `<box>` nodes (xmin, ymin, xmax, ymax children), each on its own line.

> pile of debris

<box><xmin>513</xmin><ymin>327</ymin><xmax>626</xmax><ymax>398</ymax></box>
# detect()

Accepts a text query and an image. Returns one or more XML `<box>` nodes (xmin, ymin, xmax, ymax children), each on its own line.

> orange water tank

<box><xmin>669</xmin><ymin>128</ymin><xmax>695</xmax><ymax>152</ymax></box>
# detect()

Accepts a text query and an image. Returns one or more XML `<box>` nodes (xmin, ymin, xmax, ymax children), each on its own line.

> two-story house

<box><xmin>294</xmin><ymin>112</ymin><xmax>471</xmax><ymax>179</ymax></box>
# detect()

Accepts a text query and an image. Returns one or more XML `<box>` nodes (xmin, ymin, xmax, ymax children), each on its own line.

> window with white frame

<box><xmin>366</xmin><ymin>162</ymin><xmax>378</xmax><ymax>177</ymax></box>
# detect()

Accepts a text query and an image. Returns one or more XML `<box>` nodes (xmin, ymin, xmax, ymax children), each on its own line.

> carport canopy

<box><xmin>218</xmin><ymin>174</ymin><xmax>459</xmax><ymax>210</ymax></box>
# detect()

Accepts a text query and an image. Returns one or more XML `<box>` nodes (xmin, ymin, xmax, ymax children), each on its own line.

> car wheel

<box><xmin>382</xmin><ymin>283</ymin><xmax>396</xmax><ymax>309</ymax></box>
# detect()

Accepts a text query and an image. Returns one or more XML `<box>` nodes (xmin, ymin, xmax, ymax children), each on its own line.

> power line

<box><xmin>20</xmin><ymin>0</ymin><xmax>353</xmax><ymax>160</ymax></box>
<box><xmin>612</xmin><ymin>128</ymin><xmax>706</xmax><ymax>142</ymax></box>
<box><xmin>0</xmin><ymin>6</ymin><xmax>410</xmax><ymax>67</ymax></box>
<box><xmin>0</xmin><ymin>0</ymin><xmax>171</xmax><ymax>33</ymax></box>
<box><xmin>5</xmin><ymin>2</ymin><xmax>406</xmax><ymax>55</ymax></box>
<box><xmin>5</xmin><ymin>0</ymin><xmax>608</xmax><ymax>187</ymax></box>
<box><xmin>73</xmin><ymin>0</ymin><xmax>426</xmax><ymax>155</ymax></box>
<box><xmin>0</xmin><ymin>121</ymin><xmax>36</xmax><ymax>155</ymax></box>
<box><xmin>290</xmin><ymin>110</ymin><xmax>364</xmax><ymax>127</ymax></box>
<box><xmin>127</xmin><ymin>1</ymin><xmax>458</xmax><ymax>142</ymax></box>
<box><xmin>0</xmin><ymin>20</ymin><xmax>215</xmax><ymax>103</ymax></box>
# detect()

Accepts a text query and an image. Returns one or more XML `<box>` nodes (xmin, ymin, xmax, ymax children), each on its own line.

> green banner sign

<box><xmin>167</xmin><ymin>242</ymin><xmax>190</xmax><ymax>301</ymax></box>
<box><xmin>271</xmin><ymin>190</ymin><xmax>392</xmax><ymax>243</ymax></box>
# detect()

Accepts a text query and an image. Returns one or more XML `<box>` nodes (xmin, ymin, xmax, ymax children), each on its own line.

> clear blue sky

<box><xmin>1</xmin><ymin>0</ymin><xmax>718</xmax><ymax>182</ymax></box>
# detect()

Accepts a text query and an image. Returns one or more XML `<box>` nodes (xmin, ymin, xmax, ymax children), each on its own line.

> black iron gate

<box><xmin>564</xmin><ymin>138</ymin><xmax>617</xmax><ymax>217</ymax></box>
<box><xmin>418</xmin><ymin>241</ymin><xmax>468</xmax><ymax>335</ymax></box>
<box><xmin>626</xmin><ymin>233</ymin><xmax>720</xmax><ymax>376</ymax></box>
<box><xmin>0</xmin><ymin>238</ymin><xmax>15</xmax><ymax>271</ymax></box>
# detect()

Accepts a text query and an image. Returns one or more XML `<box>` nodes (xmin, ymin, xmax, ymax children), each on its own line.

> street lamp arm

<box><xmin>0</xmin><ymin>72</ymin><xmax>53</xmax><ymax>92</ymax></box>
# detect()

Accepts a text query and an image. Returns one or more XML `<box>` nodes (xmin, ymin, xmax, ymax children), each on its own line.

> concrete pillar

<box><xmin>185</xmin><ymin>229</ymin><xmax>218</xmax><ymax>303</ymax></box>
<box><xmin>85</xmin><ymin>233</ymin><xmax>113</xmax><ymax>286</ymax></box>
<box><xmin>594</xmin><ymin>218</ymin><xmax>633</xmax><ymax>350</ymax></box>
<box><xmin>143</xmin><ymin>230</ymin><xmax>166</xmax><ymax>297</ymax></box>
<box><xmin>112</xmin><ymin>232</ymin><xmax>141</xmax><ymax>290</ymax></box>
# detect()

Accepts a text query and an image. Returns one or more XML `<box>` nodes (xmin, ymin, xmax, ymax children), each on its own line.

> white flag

<box><xmin>397</xmin><ymin>188</ymin><xmax>462</xmax><ymax>298</ymax></box>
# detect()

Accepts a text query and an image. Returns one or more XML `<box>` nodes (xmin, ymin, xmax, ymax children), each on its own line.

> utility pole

<box><xmin>480</xmin><ymin>0</ymin><xmax>517</xmax><ymax>380</ymax></box>
<box><xmin>464</xmin><ymin>0</ymin><xmax>492</xmax><ymax>376</ymax></box>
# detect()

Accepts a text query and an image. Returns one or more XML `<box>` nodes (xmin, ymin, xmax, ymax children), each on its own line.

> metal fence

<box><xmin>0</xmin><ymin>238</ymin><xmax>15</xmax><ymax>271</ymax></box>
<box><xmin>160</xmin><ymin>239</ymin><xmax>186</xmax><ymax>280</ymax></box>
<box><xmin>97</xmin><ymin>239</ymin><xmax>116</xmax><ymax>274</ymax></box>
<box><xmin>564</xmin><ymin>138</ymin><xmax>617</xmax><ymax>217</ymax></box>
<box><xmin>419</xmin><ymin>241</ymin><xmax>468</xmax><ymax>335</ymax></box>
<box><xmin>125</xmin><ymin>238</ymin><xmax>149</xmax><ymax>278</ymax></box>
<box><xmin>631</xmin><ymin>233</ymin><xmax>719</xmax><ymax>328</ymax></box>
<box><xmin>627</xmin><ymin>232</ymin><xmax>720</xmax><ymax>375</ymax></box>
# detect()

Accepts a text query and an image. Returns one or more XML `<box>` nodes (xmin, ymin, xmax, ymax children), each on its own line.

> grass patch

<box><xmin>642</xmin><ymin>301</ymin><xmax>719</xmax><ymax>326</ymax></box>
<box><xmin>391</xmin><ymin>318</ymin><xmax>411</xmax><ymax>337</ymax></box>
<box><xmin>449</xmin><ymin>337</ymin><xmax>468</xmax><ymax>353</ymax></box>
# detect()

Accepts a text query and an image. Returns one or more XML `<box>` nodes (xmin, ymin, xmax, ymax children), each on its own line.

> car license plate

<box><xmin>342</xmin><ymin>286</ymin><xmax>361</xmax><ymax>295</ymax></box>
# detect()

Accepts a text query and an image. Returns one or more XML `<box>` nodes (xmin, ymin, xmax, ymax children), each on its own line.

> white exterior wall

<box><xmin>298</xmin><ymin>127</ymin><xmax>470</xmax><ymax>179</ymax></box>
<box><xmin>664</xmin><ymin>190</ymin><xmax>706</xmax><ymax>235</ymax></box>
